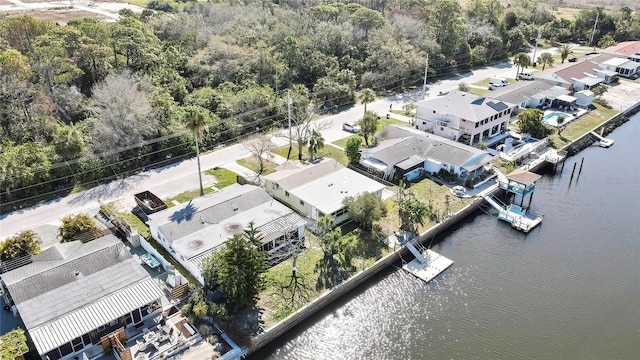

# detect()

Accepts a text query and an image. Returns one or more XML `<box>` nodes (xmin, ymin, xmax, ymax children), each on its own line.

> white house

<box><xmin>360</xmin><ymin>125</ymin><xmax>493</xmax><ymax>182</ymax></box>
<box><xmin>600</xmin><ymin>57</ymin><xmax>640</xmax><ymax>78</ymax></box>
<box><xmin>414</xmin><ymin>90</ymin><xmax>515</xmax><ymax>146</ymax></box>
<box><xmin>147</xmin><ymin>184</ymin><xmax>306</xmax><ymax>284</ymax></box>
<box><xmin>0</xmin><ymin>235</ymin><xmax>164</xmax><ymax>360</ymax></box>
<box><xmin>490</xmin><ymin>81</ymin><xmax>570</xmax><ymax>111</ymax></box>
<box><xmin>263</xmin><ymin>159</ymin><xmax>386</xmax><ymax>226</ymax></box>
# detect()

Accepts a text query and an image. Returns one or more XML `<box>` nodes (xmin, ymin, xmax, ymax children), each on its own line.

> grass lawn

<box><xmin>549</xmin><ymin>103</ymin><xmax>619</xmax><ymax>148</ymax></box>
<box><xmin>237</xmin><ymin>156</ymin><xmax>278</xmax><ymax>175</ymax></box>
<box><xmin>164</xmin><ymin>187</ymin><xmax>217</xmax><ymax>207</ymax></box>
<box><xmin>204</xmin><ymin>167</ymin><xmax>238</xmax><ymax>188</ymax></box>
<box><xmin>273</xmin><ymin>144</ymin><xmax>349</xmax><ymax>166</ymax></box>
<box><xmin>469</xmin><ymin>87</ymin><xmax>490</xmax><ymax>96</ymax></box>
<box><xmin>259</xmin><ymin>227</ymin><xmax>392</xmax><ymax>327</ymax></box>
<box><xmin>332</xmin><ymin>134</ymin><xmax>360</xmax><ymax>149</ymax></box>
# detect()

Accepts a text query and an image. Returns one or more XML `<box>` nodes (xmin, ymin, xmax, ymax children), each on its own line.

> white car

<box><xmin>342</xmin><ymin>122</ymin><xmax>361</xmax><ymax>133</ymax></box>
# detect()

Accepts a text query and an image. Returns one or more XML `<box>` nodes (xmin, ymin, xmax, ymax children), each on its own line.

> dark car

<box><xmin>568</xmin><ymin>57</ymin><xmax>578</xmax><ymax>62</ymax></box>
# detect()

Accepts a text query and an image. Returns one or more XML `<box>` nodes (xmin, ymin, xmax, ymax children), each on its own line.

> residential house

<box><xmin>602</xmin><ymin>41</ymin><xmax>640</xmax><ymax>62</ymax></box>
<box><xmin>535</xmin><ymin>59</ymin><xmax>611</xmax><ymax>90</ymax></box>
<box><xmin>147</xmin><ymin>184</ymin><xmax>306</xmax><ymax>284</ymax></box>
<box><xmin>360</xmin><ymin>125</ymin><xmax>493</xmax><ymax>182</ymax></box>
<box><xmin>0</xmin><ymin>235</ymin><xmax>164</xmax><ymax>360</ymax></box>
<box><xmin>489</xmin><ymin>81</ymin><xmax>576</xmax><ymax>110</ymax></box>
<box><xmin>263</xmin><ymin>159</ymin><xmax>386</xmax><ymax>226</ymax></box>
<box><xmin>414</xmin><ymin>90</ymin><xmax>515</xmax><ymax>146</ymax></box>
<box><xmin>599</xmin><ymin>57</ymin><xmax>640</xmax><ymax>78</ymax></box>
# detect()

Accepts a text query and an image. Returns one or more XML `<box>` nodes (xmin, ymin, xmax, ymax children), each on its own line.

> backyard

<box><xmin>549</xmin><ymin>102</ymin><xmax>619</xmax><ymax>148</ymax></box>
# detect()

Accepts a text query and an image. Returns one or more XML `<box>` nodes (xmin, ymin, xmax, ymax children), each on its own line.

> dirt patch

<box><xmin>0</xmin><ymin>0</ymin><xmax>13</xmax><ymax>5</ymax></box>
<box><xmin>17</xmin><ymin>9</ymin><xmax>107</xmax><ymax>23</ymax></box>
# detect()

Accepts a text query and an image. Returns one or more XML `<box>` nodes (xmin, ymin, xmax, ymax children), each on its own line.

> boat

<box><xmin>599</xmin><ymin>138</ymin><xmax>614</xmax><ymax>148</ymax></box>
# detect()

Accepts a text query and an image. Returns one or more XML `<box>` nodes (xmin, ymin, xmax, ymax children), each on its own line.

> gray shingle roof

<box><xmin>416</xmin><ymin>90</ymin><xmax>514</xmax><ymax>122</ymax></box>
<box><xmin>490</xmin><ymin>81</ymin><xmax>555</xmax><ymax>104</ymax></box>
<box><xmin>373</xmin><ymin>125</ymin><xmax>488</xmax><ymax>168</ymax></box>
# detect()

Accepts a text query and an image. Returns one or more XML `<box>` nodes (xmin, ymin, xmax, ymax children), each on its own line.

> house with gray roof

<box><xmin>0</xmin><ymin>235</ymin><xmax>163</xmax><ymax>360</ymax></box>
<box><xmin>489</xmin><ymin>81</ymin><xmax>586</xmax><ymax>110</ymax></box>
<box><xmin>415</xmin><ymin>90</ymin><xmax>515</xmax><ymax>146</ymax></box>
<box><xmin>360</xmin><ymin>125</ymin><xmax>493</xmax><ymax>182</ymax></box>
<box><xmin>263</xmin><ymin>159</ymin><xmax>386</xmax><ymax>226</ymax></box>
<box><xmin>147</xmin><ymin>184</ymin><xmax>306</xmax><ymax>284</ymax></box>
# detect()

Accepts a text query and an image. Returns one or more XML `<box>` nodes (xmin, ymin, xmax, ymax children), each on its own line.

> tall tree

<box><xmin>358</xmin><ymin>88</ymin><xmax>376</xmax><ymax>115</ymax></box>
<box><xmin>345</xmin><ymin>137</ymin><xmax>363</xmax><ymax>166</ymax></box>
<box><xmin>209</xmin><ymin>233</ymin><xmax>267</xmax><ymax>310</ymax></box>
<box><xmin>559</xmin><ymin>44</ymin><xmax>573</xmax><ymax>63</ymax></box>
<box><xmin>538</xmin><ymin>52</ymin><xmax>554</xmax><ymax>70</ymax></box>
<box><xmin>307</xmin><ymin>129</ymin><xmax>325</xmax><ymax>162</ymax></box>
<box><xmin>52</xmin><ymin>123</ymin><xmax>86</xmax><ymax>161</ymax></box>
<box><xmin>89</xmin><ymin>71</ymin><xmax>155</xmax><ymax>155</ymax></box>
<box><xmin>244</xmin><ymin>134</ymin><xmax>275</xmax><ymax>174</ymax></box>
<box><xmin>343</xmin><ymin>192</ymin><xmax>387</xmax><ymax>231</ymax></box>
<box><xmin>358</xmin><ymin>111</ymin><xmax>379</xmax><ymax>147</ymax></box>
<box><xmin>183</xmin><ymin>106</ymin><xmax>212</xmax><ymax>196</ymax></box>
<box><xmin>513</xmin><ymin>53</ymin><xmax>531</xmax><ymax>78</ymax></box>
<box><xmin>0</xmin><ymin>230</ymin><xmax>42</xmax><ymax>261</ymax></box>
<box><xmin>397</xmin><ymin>197</ymin><xmax>429</xmax><ymax>234</ymax></box>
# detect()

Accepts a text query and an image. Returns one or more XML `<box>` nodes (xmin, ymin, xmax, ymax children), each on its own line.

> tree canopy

<box><xmin>58</xmin><ymin>213</ymin><xmax>100</xmax><ymax>243</ymax></box>
<box><xmin>0</xmin><ymin>328</ymin><xmax>28</xmax><ymax>360</ymax></box>
<box><xmin>0</xmin><ymin>230</ymin><xmax>42</xmax><ymax>261</ymax></box>
<box><xmin>343</xmin><ymin>191</ymin><xmax>387</xmax><ymax>231</ymax></box>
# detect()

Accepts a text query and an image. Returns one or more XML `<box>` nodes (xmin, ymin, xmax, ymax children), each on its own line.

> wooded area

<box><xmin>1</xmin><ymin>0</ymin><xmax>638</xmax><ymax>209</ymax></box>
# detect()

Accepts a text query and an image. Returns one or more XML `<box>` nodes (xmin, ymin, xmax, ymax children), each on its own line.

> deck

<box><xmin>498</xmin><ymin>206</ymin><xmax>543</xmax><ymax>233</ymax></box>
<box><xmin>402</xmin><ymin>249</ymin><xmax>454</xmax><ymax>283</ymax></box>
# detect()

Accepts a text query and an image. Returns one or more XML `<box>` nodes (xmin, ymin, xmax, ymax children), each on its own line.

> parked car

<box><xmin>518</xmin><ymin>71</ymin><xmax>534</xmax><ymax>80</ymax></box>
<box><xmin>568</xmin><ymin>57</ymin><xmax>578</xmax><ymax>62</ymax></box>
<box><xmin>342</xmin><ymin>121</ymin><xmax>361</xmax><ymax>133</ymax></box>
<box><xmin>488</xmin><ymin>76</ymin><xmax>509</xmax><ymax>90</ymax></box>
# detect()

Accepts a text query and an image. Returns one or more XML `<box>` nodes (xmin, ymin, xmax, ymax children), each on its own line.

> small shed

<box><xmin>574</xmin><ymin>90</ymin><xmax>594</xmax><ymax>107</ymax></box>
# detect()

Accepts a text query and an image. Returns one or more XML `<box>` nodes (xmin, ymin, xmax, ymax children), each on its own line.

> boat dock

<box><xmin>486</xmin><ymin>168</ymin><xmax>544</xmax><ymax>233</ymax></box>
<box><xmin>590</xmin><ymin>131</ymin><xmax>614</xmax><ymax>148</ymax></box>
<box><xmin>401</xmin><ymin>241</ymin><xmax>453</xmax><ymax>283</ymax></box>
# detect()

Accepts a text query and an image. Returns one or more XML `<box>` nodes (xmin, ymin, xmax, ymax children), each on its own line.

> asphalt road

<box><xmin>0</xmin><ymin>60</ymin><xmax>518</xmax><ymax>238</ymax></box>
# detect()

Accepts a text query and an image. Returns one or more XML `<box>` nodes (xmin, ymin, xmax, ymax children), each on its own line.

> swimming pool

<box><xmin>543</xmin><ymin>112</ymin><xmax>572</xmax><ymax>127</ymax></box>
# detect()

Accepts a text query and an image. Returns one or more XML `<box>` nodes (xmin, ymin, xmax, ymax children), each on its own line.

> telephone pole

<box><xmin>422</xmin><ymin>54</ymin><xmax>429</xmax><ymax>100</ymax></box>
<box><xmin>532</xmin><ymin>28</ymin><xmax>541</xmax><ymax>65</ymax></box>
<box><xmin>589</xmin><ymin>12</ymin><xmax>600</xmax><ymax>51</ymax></box>
<box><xmin>286</xmin><ymin>89</ymin><xmax>292</xmax><ymax>161</ymax></box>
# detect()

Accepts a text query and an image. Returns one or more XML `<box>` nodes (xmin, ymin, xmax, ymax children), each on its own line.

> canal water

<box><xmin>251</xmin><ymin>115</ymin><xmax>640</xmax><ymax>360</ymax></box>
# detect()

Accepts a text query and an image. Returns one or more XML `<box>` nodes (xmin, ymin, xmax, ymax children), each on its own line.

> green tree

<box><xmin>58</xmin><ymin>213</ymin><xmax>100</xmax><ymax>243</ymax></box>
<box><xmin>342</xmin><ymin>192</ymin><xmax>387</xmax><ymax>231</ymax></box>
<box><xmin>183</xmin><ymin>106</ymin><xmax>211</xmax><ymax>196</ymax></box>
<box><xmin>358</xmin><ymin>88</ymin><xmax>376</xmax><ymax>115</ymax></box>
<box><xmin>209</xmin><ymin>233</ymin><xmax>267</xmax><ymax>310</ymax></box>
<box><xmin>556</xmin><ymin>115</ymin><xmax>566</xmax><ymax>135</ymax></box>
<box><xmin>192</xmin><ymin>301</ymin><xmax>208</xmax><ymax>319</ymax></box>
<box><xmin>0</xmin><ymin>230</ymin><xmax>42</xmax><ymax>261</ymax></box>
<box><xmin>349</xmin><ymin>8</ymin><xmax>385</xmax><ymax>40</ymax></box>
<box><xmin>597</xmin><ymin>33</ymin><xmax>616</xmax><ymax>49</ymax></box>
<box><xmin>0</xmin><ymin>328</ymin><xmax>28</xmax><ymax>360</ymax></box>
<box><xmin>244</xmin><ymin>220</ymin><xmax>263</xmax><ymax>248</ymax></box>
<box><xmin>345</xmin><ymin>137</ymin><xmax>363</xmax><ymax>166</ymax></box>
<box><xmin>517</xmin><ymin>108</ymin><xmax>550</xmax><ymax>139</ymax></box>
<box><xmin>538</xmin><ymin>52</ymin><xmax>554</xmax><ymax>71</ymax></box>
<box><xmin>307</xmin><ymin>129</ymin><xmax>325</xmax><ymax>162</ymax></box>
<box><xmin>358</xmin><ymin>111</ymin><xmax>379</xmax><ymax>147</ymax></box>
<box><xmin>591</xmin><ymin>84</ymin><xmax>608</xmax><ymax>99</ymax></box>
<box><xmin>52</xmin><ymin>123</ymin><xmax>86</xmax><ymax>161</ymax></box>
<box><xmin>513</xmin><ymin>52</ymin><xmax>531</xmax><ymax>78</ymax></box>
<box><xmin>397</xmin><ymin>196</ymin><xmax>429</xmax><ymax>235</ymax></box>
<box><xmin>559</xmin><ymin>44</ymin><xmax>573</xmax><ymax>63</ymax></box>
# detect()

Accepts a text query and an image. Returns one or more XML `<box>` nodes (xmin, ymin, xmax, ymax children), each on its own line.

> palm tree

<box><xmin>183</xmin><ymin>106</ymin><xmax>211</xmax><ymax>196</ymax></box>
<box><xmin>538</xmin><ymin>52</ymin><xmax>554</xmax><ymax>70</ymax></box>
<box><xmin>358</xmin><ymin>88</ymin><xmax>376</xmax><ymax>114</ymax></box>
<box><xmin>513</xmin><ymin>53</ymin><xmax>532</xmax><ymax>79</ymax></box>
<box><xmin>307</xmin><ymin>129</ymin><xmax>325</xmax><ymax>162</ymax></box>
<box><xmin>559</xmin><ymin>44</ymin><xmax>573</xmax><ymax>63</ymax></box>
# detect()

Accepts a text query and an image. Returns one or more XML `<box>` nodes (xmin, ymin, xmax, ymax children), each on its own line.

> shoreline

<box><xmin>247</xmin><ymin>100</ymin><xmax>640</xmax><ymax>356</ymax></box>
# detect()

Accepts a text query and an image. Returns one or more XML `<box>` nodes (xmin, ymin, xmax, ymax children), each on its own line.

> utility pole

<box><xmin>422</xmin><ymin>54</ymin><xmax>429</xmax><ymax>100</ymax></box>
<box><xmin>532</xmin><ymin>28</ymin><xmax>541</xmax><ymax>65</ymax></box>
<box><xmin>286</xmin><ymin>89</ymin><xmax>292</xmax><ymax>161</ymax></box>
<box><xmin>589</xmin><ymin>11</ymin><xmax>600</xmax><ymax>51</ymax></box>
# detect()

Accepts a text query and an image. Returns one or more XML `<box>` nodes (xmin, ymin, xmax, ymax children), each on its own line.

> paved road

<box><xmin>0</xmin><ymin>61</ymin><xmax>517</xmax><ymax>238</ymax></box>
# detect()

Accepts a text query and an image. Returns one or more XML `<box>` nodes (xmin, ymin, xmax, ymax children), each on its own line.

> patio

<box><xmin>543</xmin><ymin>107</ymin><xmax>589</xmax><ymax>127</ymax></box>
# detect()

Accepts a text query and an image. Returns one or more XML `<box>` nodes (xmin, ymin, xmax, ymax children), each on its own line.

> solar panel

<box><xmin>471</xmin><ymin>97</ymin><xmax>486</xmax><ymax>105</ymax></box>
<box><xmin>487</xmin><ymin>101</ymin><xmax>508</xmax><ymax>111</ymax></box>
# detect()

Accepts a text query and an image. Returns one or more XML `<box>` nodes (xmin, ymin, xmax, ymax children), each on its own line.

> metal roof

<box><xmin>507</xmin><ymin>169</ymin><xmax>542</xmax><ymax>185</ymax></box>
<box><xmin>29</xmin><ymin>277</ymin><xmax>162</xmax><ymax>354</ymax></box>
<box><xmin>288</xmin><ymin>168</ymin><xmax>387</xmax><ymax>215</ymax></box>
<box><xmin>574</xmin><ymin>76</ymin><xmax>603</xmax><ymax>87</ymax></box>
<box><xmin>263</xmin><ymin>159</ymin><xmax>343</xmax><ymax>190</ymax></box>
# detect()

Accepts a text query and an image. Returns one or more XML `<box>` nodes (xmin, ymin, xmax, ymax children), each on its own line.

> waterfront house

<box><xmin>414</xmin><ymin>90</ymin><xmax>515</xmax><ymax>146</ymax></box>
<box><xmin>602</xmin><ymin>40</ymin><xmax>640</xmax><ymax>62</ymax></box>
<box><xmin>535</xmin><ymin>60</ymin><xmax>616</xmax><ymax>90</ymax></box>
<box><xmin>263</xmin><ymin>159</ymin><xmax>386</xmax><ymax>226</ymax></box>
<box><xmin>360</xmin><ymin>125</ymin><xmax>493</xmax><ymax>182</ymax></box>
<box><xmin>489</xmin><ymin>81</ymin><xmax>579</xmax><ymax>111</ymax></box>
<box><xmin>0</xmin><ymin>235</ymin><xmax>164</xmax><ymax>360</ymax></box>
<box><xmin>147</xmin><ymin>184</ymin><xmax>306</xmax><ymax>283</ymax></box>
<box><xmin>599</xmin><ymin>57</ymin><xmax>640</xmax><ymax>78</ymax></box>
